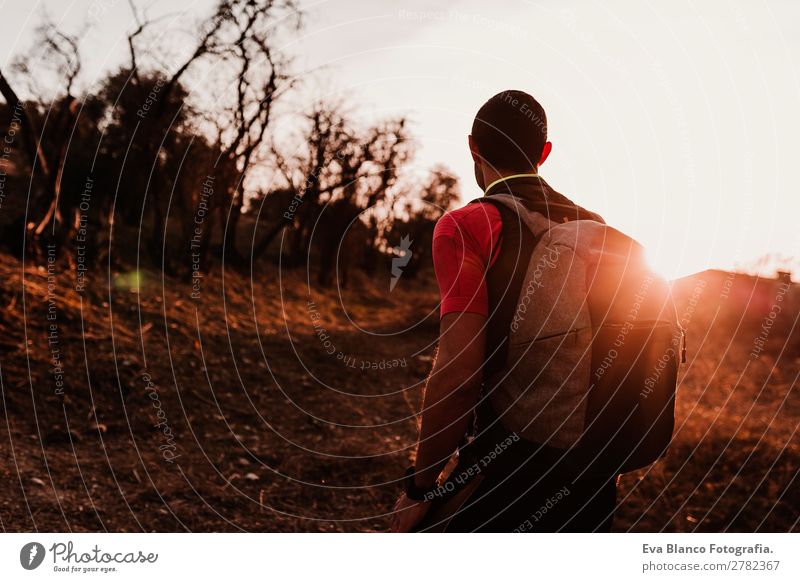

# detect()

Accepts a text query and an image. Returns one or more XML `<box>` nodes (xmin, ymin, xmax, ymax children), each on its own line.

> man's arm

<box><xmin>390</xmin><ymin>312</ymin><xmax>486</xmax><ymax>532</ymax></box>
<box><xmin>391</xmin><ymin>204</ymin><xmax>499</xmax><ymax>532</ymax></box>
<box><xmin>413</xmin><ymin>311</ymin><xmax>486</xmax><ymax>489</ymax></box>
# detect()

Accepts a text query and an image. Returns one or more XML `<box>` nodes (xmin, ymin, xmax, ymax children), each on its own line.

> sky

<box><xmin>2</xmin><ymin>0</ymin><xmax>799</xmax><ymax>279</ymax></box>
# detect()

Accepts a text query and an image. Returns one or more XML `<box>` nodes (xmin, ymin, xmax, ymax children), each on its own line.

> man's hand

<box><xmin>390</xmin><ymin>493</ymin><xmax>430</xmax><ymax>532</ymax></box>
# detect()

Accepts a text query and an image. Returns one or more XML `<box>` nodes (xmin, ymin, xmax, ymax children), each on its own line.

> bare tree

<box><xmin>209</xmin><ymin>0</ymin><xmax>300</xmax><ymax>265</ymax></box>
<box><xmin>251</xmin><ymin>99</ymin><xmax>414</xmax><ymax>283</ymax></box>
<box><xmin>120</xmin><ymin>0</ymin><xmax>300</xmax><ymax>267</ymax></box>
<box><xmin>250</xmin><ymin>101</ymin><xmax>350</xmax><ymax>260</ymax></box>
<box><xmin>0</xmin><ymin>20</ymin><xmax>84</xmax><ymax>252</ymax></box>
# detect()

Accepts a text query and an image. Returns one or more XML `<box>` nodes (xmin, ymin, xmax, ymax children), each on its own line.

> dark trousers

<box><xmin>442</xmin><ymin>465</ymin><xmax>617</xmax><ymax>532</ymax></box>
<box><xmin>421</xmin><ymin>433</ymin><xmax>619</xmax><ymax>532</ymax></box>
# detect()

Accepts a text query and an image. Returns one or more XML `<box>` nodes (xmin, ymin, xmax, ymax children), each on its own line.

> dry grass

<box><xmin>0</xmin><ymin>254</ymin><xmax>797</xmax><ymax>531</ymax></box>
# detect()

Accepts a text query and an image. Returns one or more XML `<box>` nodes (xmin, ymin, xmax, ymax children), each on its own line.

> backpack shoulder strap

<box><xmin>471</xmin><ymin>197</ymin><xmax>538</xmax><ymax>378</ymax></box>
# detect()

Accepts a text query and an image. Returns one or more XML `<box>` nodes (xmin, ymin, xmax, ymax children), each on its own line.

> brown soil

<box><xmin>0</xmin><ymin>254</ymin><xmax>797</xmax><ymax>531</ymax></box>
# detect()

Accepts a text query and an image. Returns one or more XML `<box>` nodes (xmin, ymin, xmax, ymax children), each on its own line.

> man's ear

<box><xmin>538</xmin><ymin>141</ymin><xmax>552</xmax><ymax>166</ymax></box>
<box><xmin>468</xmin><ymin>134</ymin><xmax>481</xmax><ymax>163</ymax></box>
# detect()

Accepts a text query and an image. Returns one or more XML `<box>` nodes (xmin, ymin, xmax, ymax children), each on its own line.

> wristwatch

<box><xmin>403</xmin><ymin>466</ymin><xmax>438</xmax><ymax>502</ymax></box>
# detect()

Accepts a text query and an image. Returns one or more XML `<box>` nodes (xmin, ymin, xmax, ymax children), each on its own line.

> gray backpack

<box><xmin>476</xmin><ymin>193</ymin><xmax>685</xmax><ymax>474</ymax></box>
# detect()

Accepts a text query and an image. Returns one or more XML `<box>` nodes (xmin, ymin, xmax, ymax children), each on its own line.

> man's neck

<box><xmin>482</xmin><ymin>167</ymin><xmax>538</xmax><ymax>194</ymax></box>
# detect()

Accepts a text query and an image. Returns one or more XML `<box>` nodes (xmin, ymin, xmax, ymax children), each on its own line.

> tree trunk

<box><xmin>223</xmin><ymin>191</ymin><xmax>243</xmax><ymax>266</ymax></box>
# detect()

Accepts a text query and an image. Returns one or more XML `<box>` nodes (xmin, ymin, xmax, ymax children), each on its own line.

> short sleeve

<box><xmin>432</xmin><ymin>202</ymin><xmax>502</xmax><ymax>318</ymax></box>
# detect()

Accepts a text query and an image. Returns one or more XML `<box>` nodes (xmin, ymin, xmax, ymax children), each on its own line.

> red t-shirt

<box><xmin>432</xmin><ymin>202</ymin><xmax>503</xmax><ymax>317</ymax></box>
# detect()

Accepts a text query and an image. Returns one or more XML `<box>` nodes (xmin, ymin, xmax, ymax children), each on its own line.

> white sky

<box><xmin>2</xmin><ymin>0</ymin><xmax>799</xmax><ymax>279</ymax></box>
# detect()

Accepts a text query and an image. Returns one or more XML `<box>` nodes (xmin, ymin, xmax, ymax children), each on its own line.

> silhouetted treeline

<box><xmin>0</xmin><ymin>0</ymin><xmax>459</xmax><ymax>285</ymax></box>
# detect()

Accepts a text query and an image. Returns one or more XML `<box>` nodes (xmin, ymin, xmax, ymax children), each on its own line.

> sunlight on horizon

<box><xmin>3</xmin><ymin>0</ymin><xmax>798</xmax><ymax>280</ymax></box>
<box><xmin>291</xmin><ymin>0</ymin><xmax>800</xmax><ymax>280</ymax></box>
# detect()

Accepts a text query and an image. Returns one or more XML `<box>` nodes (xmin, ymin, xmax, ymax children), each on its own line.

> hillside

<box><xmin>0</xmin><ymin>251</ymin><xmax>439</xmax><ymax>531</ymax></box>
<box><xmin>0</xmin><ymin>252</ymin><xmax>798</xmax><ymax>531</ymax></box>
